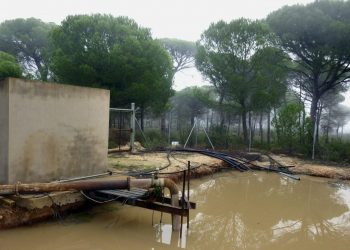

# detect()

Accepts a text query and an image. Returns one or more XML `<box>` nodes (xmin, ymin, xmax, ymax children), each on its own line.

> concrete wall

<box><xmin>0</xmin><ymin>78</ymin><xmax>110</xmax><ymax>184</ymax></box>
<box><xmin>0</xmin><ymin>79</ymin><xmax>9</xmax><ymax>183</ymax></box>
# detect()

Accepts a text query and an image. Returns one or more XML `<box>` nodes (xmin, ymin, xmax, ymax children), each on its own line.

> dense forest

<box><xmin>1</xmin><ymin>0</ymin><xmax>350</xmax><ymax>162</ymax></box>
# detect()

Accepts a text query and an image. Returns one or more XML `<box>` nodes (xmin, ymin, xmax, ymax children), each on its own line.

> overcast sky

<box><xmin>0</xmin><ymin>0</ymin><xmax>315</xmax><ymax>41</ymax></box>
<box><xmin>1</xmin><ymin>0</ymin><xmax>350</xmax><ymax>122</ymax></box>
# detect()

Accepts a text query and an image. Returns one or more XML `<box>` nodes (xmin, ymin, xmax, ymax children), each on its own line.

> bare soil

<box><xmin>0</xmin><ymin>200</ymin><xmax>85</xmax><ymax>229</ymax></box>
<box><xmin>260</xmin><ymin>153</ymin><xmax>350</xmax><ymax>180</ymax></box>
<box><xmin>109</xmin><ymin>150</ymin><xmax>350</xmax><ymax>180</ymax></box>
<box><xmin>108</xmin><ymin>151</ymin><xmax>227</xmax><ymax>182</ymax></box>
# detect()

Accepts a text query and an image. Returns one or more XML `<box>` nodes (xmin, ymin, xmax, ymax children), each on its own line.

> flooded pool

<box><xmin>1</xmin><ymin>172</ymin><xmax>350</xmax><ymax>250</ymax></box>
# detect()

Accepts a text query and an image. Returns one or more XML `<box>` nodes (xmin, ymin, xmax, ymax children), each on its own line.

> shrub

<box><xmin>319</xmin><ymin>139</ymin><xmax>350</xmax><ymax>163</ymax></box>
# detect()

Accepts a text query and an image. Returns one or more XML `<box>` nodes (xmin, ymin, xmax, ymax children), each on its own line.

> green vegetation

<box><xmin>0</xmin><ymin>51</ymin><xmax>22</xmax><ymax>78</ymax></box>
<box><xmin>267</xmin><ymin>1</ymin><xmax>350</xmax><ymax>143</ymax></box>
<box><xmin>159</xmin><ymin>38</ymin><xmax>196</xmax><ymax>74</ymax></box>
<box><xmin>196</xmin><ymin>18</ymin><xmax>289</xmax><ymax>144</ymax></box>
<box><xmin>0</xmin><ymin>18</ymin><xmax>55</xmax><ymax>80</ymax></box>
<box><xmin>0</xmin><ymin>1</ymin><xmax>350</xmax><ymax>163</ymax></box>
<box><xmin>50</xmin><ymin>14</ymin><xmax>173</xmax><ymax>128</ymax></box>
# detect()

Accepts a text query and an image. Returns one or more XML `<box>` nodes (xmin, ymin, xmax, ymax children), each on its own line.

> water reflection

<box><xmin>0</xmin><ymin>172</ymin><xmax>349</xmax><ymax>250</ymax></box>
<box><xmin>154</xmin><ymin>223</ymin><xmax>187</xmax><ymax>248</ymax></box>
<box><xmin>188</xmin><ymin>172</ymin><xmax>350</xmax><ymax>250</ymax></box>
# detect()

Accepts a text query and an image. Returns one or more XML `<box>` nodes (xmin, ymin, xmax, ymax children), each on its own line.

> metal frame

<box><xmin>109</xmin><ymin>103</ymin><xmax>136</xmax><ymax>152</ymax></box>
<box><xmin>184</xmin><ymin>118</ymin><xmax>215</xmax><ymax>150</ymax></box>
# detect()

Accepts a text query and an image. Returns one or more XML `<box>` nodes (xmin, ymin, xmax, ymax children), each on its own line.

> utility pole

<box><xmin>130</xmin><ymin>103</ymin><xmax>135</xmax><ymax>152</ymax></box>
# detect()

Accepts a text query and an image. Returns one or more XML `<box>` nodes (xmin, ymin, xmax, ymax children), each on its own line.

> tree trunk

<box><xmin>226</xmin><ymin>116</ymin><xmax>231</xmax><ymax>148</ymax></box>
<box><xmin>310</xmin><ymin>95</ymin><xmax>320</xmax><ymax>141</ymax></box>
<box><xmin>160</xmin><ymin>114</ymin><xmax>166</xmax><ymax>137</ymax></box>
<box><xmin>298</xmin><ymin>82</ymin><xmax>303</xmax><ymax>144</ymax></box>
<box><xmin>316</xmin><ymin>104</ymin><xmax>323</xmax><ymax>145</ymax></box>
<box><xmin>274</xmin><ymin>107</ymin><xmax>279</xmax><ymax>143</ymax></box>
<box><xmin>336</xmin><ymin>124</ymin><xmax>340</xmax><ymax>138</ymax></box>
<box><xmin>140</xmin><ymin>106</ymin><xmax>145</xmax><ymax>131</ymax></box>
<box><xmin>325</xmin><ymin>110</ymin><xmax>330</xmax><ymax>144</ymax></box>
<box><xmin>33</xmin><ymin>55</ymin><xmax>48</xmax><ymax>81</ymax></box>
<box><xmin>241</xmin><ymin>110</ymin><xmax>248</xmax><ymax>145</ymax></box>
<box><xmin>259</xmin><ymin>113</ymin><xmax>263</xmax><ymax>144</ymax></box>
<box><xmin>206</xmin><ymin>111</ymin><xmax>209</xmax><ymax>131</ymax></box>
<box><xmin>267</xmin><ymin>111</ymin><xmax>271</xmax><ymax>146</ymax></box>
<box><xmin>248</xmin><ymin>111</ymin><xmax>252</xmax><ymax>151</ymax></box>
<box><xmin>218</xmin><ymin>95</ymin><xmax>225</xmax><ymax>127</ymax></box>
<box><xmin>301</xmin><ymin>104</ymin><xmax>306</xmax><ymax>144</ymax></box>
<box><xmin>310</xmin><ymin>94</ymin><xmax>320</xmax><ymax>159</ymax></box>
<box><xmin>238</xmin><ymin>115</ymin><xmax>241</xmax><ymax>137</ymax></box>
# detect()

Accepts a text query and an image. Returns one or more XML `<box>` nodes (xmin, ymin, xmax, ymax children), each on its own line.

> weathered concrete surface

<box><xmin>0</xmin><ymin>79</ymin><xmax>9</xmax><ymax>184</ymax></box>
<box><xmin>0</xmin><ymin>199</ymin><xmax>86</xmax><ymax>229</ymax></box>
<box><xmin>10</xmin><ymin>191</ymin><xmax>85</xmax><ymax>210</ymax></box>
<box><xmin>0</xmin><ymin>78</ymin><xmax>110</xmax><ymax>184</ymax></box>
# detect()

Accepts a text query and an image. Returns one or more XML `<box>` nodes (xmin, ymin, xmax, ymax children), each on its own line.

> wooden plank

<box><xmin>126</xmin><ymin>199</ymin><xmax>190</xmax><ymax>216</ymax></box>
<box><xmin>92</xmin><ymin>190</ymin><xmax>194</xmax><ymax>216</ymax></box>
<box><xmin>154</xmin><ymin>196</ymin><xmax>196</xmax><ymax>209</ymax></box>
<box><xmin>0</xmin><ymin>196</ymin><xmax>16</xmax><ymax>208</ymax></box>
<box><xmin>97</xmin><ymin>188</ymin><xmax>148</xmax><ymax>199</ymax></box>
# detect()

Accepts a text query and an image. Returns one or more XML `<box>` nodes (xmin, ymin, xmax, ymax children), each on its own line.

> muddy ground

<box><xmin>262</xmin><ymin>153</ymin><xmax>350</xmax><ymax>180</ymax></box>
<box><xmin>108</xmin><ymin>150</ymin><xmax>350</xmax><ymax>180</ymax></box>
<box><xmin>2</xmin><ymin>150</ymin><xmax>349</xmax><ymax>229</ymax></box>
<box><xmin>108</xmin><ymin>151</ymin><xmax>225</xmax><ymax>181</ymax></box>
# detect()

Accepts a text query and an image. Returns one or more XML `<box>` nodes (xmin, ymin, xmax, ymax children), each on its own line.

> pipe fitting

<box><xmin>151</xmin><ymin>178</ymin><xmax>164</xmax><ymax>188</ymax></box>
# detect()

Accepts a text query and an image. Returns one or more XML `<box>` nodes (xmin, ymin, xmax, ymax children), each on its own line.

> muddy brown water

<box><xmin>1</xmin><ymin>172</ymin><xmax>350</xmax><ymax>250</ymax></box>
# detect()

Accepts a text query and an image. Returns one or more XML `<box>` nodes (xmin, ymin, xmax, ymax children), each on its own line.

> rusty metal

<box><xmin>93</xmin><ymin>189</ymin><xmax>191</xmax><ymax>216</ymax></box>
<box><xmin>0</xmin><ymin>178</ymin><xmax>180</xmax><ymax>196</ymax></box>
<box><xmin>180</xmin><ymin>170</ymin><xmax>186</xmax><ymax>238</ymax></box>
<box><xmin>153</xmin><ymin>196</ymin><xmax>196</xmax><ymax>209</ymax></box>
<box><xmin>187</xmin><ymin>161</ymin><xmax>191</xmax><ymax>228</ymax></box>
<box><xmin>0</xmin><ymin>176</ymin><xmax>194</xmax><ymax>231</ymax></box>
<box><xmin>0</xmin><ymin>179</ymin><xmax>129</xmax><ymax>196</ymax></box>
<box><xmin>57</xmin><ymin>171</ymin><xmax>113</xmax><ymax>183</ymax></box>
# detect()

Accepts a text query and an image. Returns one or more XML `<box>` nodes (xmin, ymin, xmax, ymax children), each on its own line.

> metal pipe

<box><xmin>187</xmin><ymin>161</ymin><xmax>190</xmax><ymax>228</ymax></box>
<box><xmin>128</xmin><ymin>178</ymin><xmax>181</xmax><ymax>231</ymax></box>
<box><xmin>200</xmin><ymin>123</ymin><xmax>215</xmax><ymax>150</ymax></box>
<box><xmin>0</xmin><ymin>179</ymin><xmax>129</xmax><ymax>195</ymax></box>
<box><xmin>130</xmin><ymin>102</ymin><xmax>135</xmax><ymax>152</ymax></box>
<box><xmin>184</xmin><ymin>120</ymin><xmax>196</xmax><ymax>148</ymax></box>
<box><xmin>56</xmin><ymin>171</ymin><xmax>112</xmax><ymax>183</ymax></box>
<box><xmin>0</xmin><ymin>177</ymin><xmax>182</xmax><ymax>230</ymax></box>
<box><xmin>180</xmin><ymin>170</ymin><xmax>186</xmax><ymax>238</ymax></box>
<box><xmin>110</xmin><ymin>108</ymin><xmax>133</xmax><ymax>112</ymax></box>
<box><xmin>163</xmin><ymin>178</ymin><xmax>181</xmax><ymax>231</ymax></box>
<box><xmin>0</xmin><ymin>178</ymin><xmax>179</xmax><ymax>198</ymax></box>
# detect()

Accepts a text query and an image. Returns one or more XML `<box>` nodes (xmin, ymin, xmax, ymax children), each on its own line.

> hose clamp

<box><xmin>15</xmin><ymin>181</ymin><xmax>21</xmax><ymax>196</ymax></box>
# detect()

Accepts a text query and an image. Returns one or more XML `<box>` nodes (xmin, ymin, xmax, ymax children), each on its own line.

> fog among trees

<box><xmin>1</xmin><ymin>0</ymin><xmax>350</xmax><ymax>162</ymax></box>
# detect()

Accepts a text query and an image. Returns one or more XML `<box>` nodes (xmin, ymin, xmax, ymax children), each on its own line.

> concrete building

<box><xmin>0</xmin><ymin>78</ymin><xmax>110</xmax><ymax>184</ymax></box>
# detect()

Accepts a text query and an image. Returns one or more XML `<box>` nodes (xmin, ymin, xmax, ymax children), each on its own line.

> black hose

<box><xmin>169</xmin><ymin>148</ymin><xmax>249</xmax><ymax>172</ymax></box>
<box><xmin>168</xmin><ymin>148</ymin><xmax>299</xmax><ymax>180</ymax></box>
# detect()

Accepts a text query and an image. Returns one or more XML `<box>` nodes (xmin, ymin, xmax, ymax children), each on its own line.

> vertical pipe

<box><xmin>130</xmin><ymin>103</ymin><xmax>135</xmax><ymax>152</ymax></box>
<box><xmin>195</xmin><ymin>118</ymin><xmax>198</xmax><ymax>147</ymax></box>
<box><xmin>168</xmin><ymin>111</ymin><xmax>172</xmax><ymax>145</ymax></box>
<box><xmin>187</xmin><ymin>161</ymin><xmax>190</xmax><ymax>228</ymax></box>
<box><xmin>180</xmin><ymin>170</ymin><xmax>186</xmax><ymax>238</ymax></box>
<box><xmin>248</xmin><ymin>111</ymin><xmax>252</xmax><ymax>152</ymax></box>
<box><xmin>119</xmin><ymin>110</ymin><xmax>122</xmax><ymax>151</ymax></box>
<box><xmin>159</xmin><ymin>179</ymin><xmax>181</xmax><ymax>231</ymax></box>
